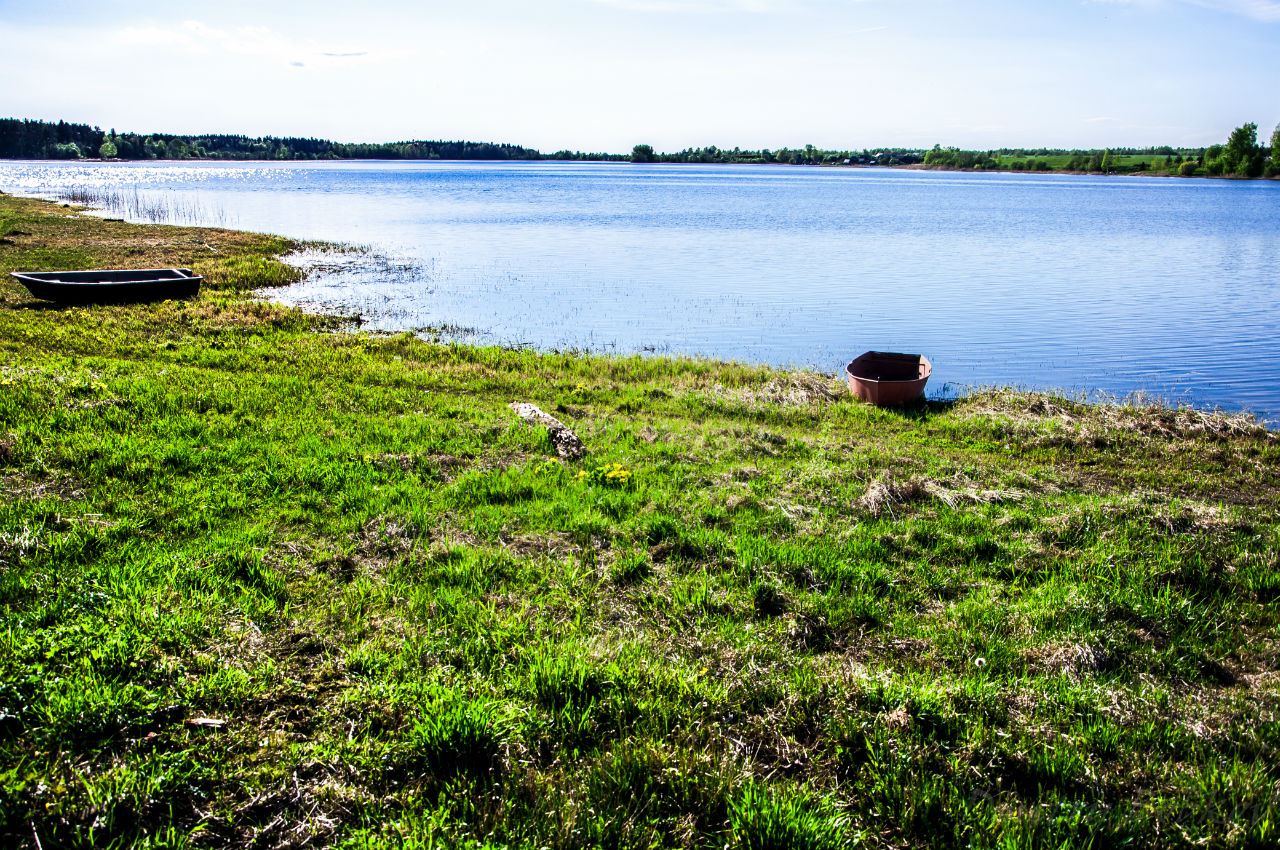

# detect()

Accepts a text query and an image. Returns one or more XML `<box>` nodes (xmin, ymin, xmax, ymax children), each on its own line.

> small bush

<box><xmin>530</xmin><ymin>653</ymin><xmax>615</xmax><ymax>711</ymax></box>
<box><xmin>212</xmin><ymin>551</ymin><xmax>288</xmax><ymax>602</ymax></box>
<box><xmin>753</xmin><ymin>582</ymin><xmax>787</xmax><ymax>618</ymax></box>
<box><xmin>729</xmin><ymin>784</ymin><xmax>852</xmax><ymax>850</ymax></box>
<box><xmin>405</xmin><ymin>697</ymin><xmax>506</xmax><ymax>779</ymax></box>
<box><xmin>609</xmin><ymin>550</ymin><xmax>651</xmax><ymax>586</ymax></box>
<box><xmin>575</xmin><ymin>461</ymin><xmax>635</xmax><ymax>488</ymax></box>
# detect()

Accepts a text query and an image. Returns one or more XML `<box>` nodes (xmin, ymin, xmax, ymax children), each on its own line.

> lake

<box><xmin>2</xmin><ymin>160</ymin><xmax>1278</xmax><ymax>420</ymax></box>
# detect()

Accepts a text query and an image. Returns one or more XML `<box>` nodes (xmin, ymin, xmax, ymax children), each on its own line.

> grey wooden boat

<box><xmin>10</xmin><ymin>268</ymin><xmax>202</xmax><ymax>304</ymax></box>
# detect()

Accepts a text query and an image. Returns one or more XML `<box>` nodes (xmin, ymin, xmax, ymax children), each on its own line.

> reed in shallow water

<box><xmin>59</xmin><ymin>185</ymin><xmax>232</xmax><ymax>228</ymax></box>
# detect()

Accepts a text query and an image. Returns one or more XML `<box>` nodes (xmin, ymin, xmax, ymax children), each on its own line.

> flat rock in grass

<box><xmin>185</xmin><ymin>717</ymin><xmax>227</xmax><ymax>730</ymax></box>
<box><xmin>509</xmin><ymin>402</ymin><xmax>585</xmax><ymax>459</ymax></box>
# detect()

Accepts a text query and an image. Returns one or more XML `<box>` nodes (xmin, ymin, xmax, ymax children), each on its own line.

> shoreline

<box><xmin>6</xmin><ymin>177</ymin><xmax>1275</xmax><ymax>428</ymax></box>
<box><xmin>4</xmin><ymin>183</ymin><xmax>1274</xmax><ymax>428</ymax></box>
<box><xmin>5</xmin><ymin>155</ymin><xmax>1280</xmax><ymax>183</ymax></box>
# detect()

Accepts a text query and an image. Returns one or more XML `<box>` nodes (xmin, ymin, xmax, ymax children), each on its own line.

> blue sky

<box><xmin>2</xmin><ymin>0</ymin><xmax>1277</xmax><ymax>152</ymax></box>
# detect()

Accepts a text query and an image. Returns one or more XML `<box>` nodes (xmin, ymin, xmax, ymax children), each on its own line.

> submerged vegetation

<box><xmin>1</xmin><ymin>192</ymin><xmax>1279</xmax><ymax>848</ymax></box>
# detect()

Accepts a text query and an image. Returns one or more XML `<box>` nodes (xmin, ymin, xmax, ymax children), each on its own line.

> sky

<box><xmin>2</xmin><ymin>0</ymin><xmax>1278</xmax><ymax>153</ymax></box>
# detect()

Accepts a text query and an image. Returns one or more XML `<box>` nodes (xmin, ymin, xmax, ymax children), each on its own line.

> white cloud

<box><xmin>584</xmin><ymin>0</ymin><xmax>778</xmax><ymax>12</ymax></box>
<box><xmin>1189</xmin><ymin>0</ymin><xmax>1280</xmax><ymax>20</ymax></box>
<box><xmin>114</xmin><ymin>24</ymin><xmax>205</xmax><ymax>52</ymax></box>
<box><xmin>113</xmin><ymin>20</ymin><xmax>398</xmax><ymax>68</ymax></box>
<box><xmin>1088</xmin><ymin>0</ymin><xmax>1280</xmax><ymax>21</ymax></box>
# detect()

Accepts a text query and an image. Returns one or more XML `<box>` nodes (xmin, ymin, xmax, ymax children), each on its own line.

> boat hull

<box><xmin>10</xmin><ymin>268</ymin><xmax>202</xmax><ymax>304</ymax></box>
<box><xmin>845</xmin><ymin>351</ymin><xmax>931</xmax><ymax>406</ymax></box>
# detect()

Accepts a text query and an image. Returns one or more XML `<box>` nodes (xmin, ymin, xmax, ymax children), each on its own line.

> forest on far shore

<box><xmin>3</xmin><ymin>116</ymin><xmax>1278</xmax><ymax>178</ymax></box>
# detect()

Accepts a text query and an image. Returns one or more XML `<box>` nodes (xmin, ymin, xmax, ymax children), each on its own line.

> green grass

<box><xmin>1</xmin><ymin>191</ymin><xmax>1278</xmax><ymax>848</ymax></box>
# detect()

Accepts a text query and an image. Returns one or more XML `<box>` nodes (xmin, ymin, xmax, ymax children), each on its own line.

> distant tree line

<box><xmin>1197</xmin><ymin>122</ymin><xmax>1277</xmax><ymax>177</ymax></box>
<box><xmin>917</xmin><ymin>122</ymin><xmax>1279</xmax><ymax>178</ymax></box>
<box><xmin>0</xmin><ymin>118</ymin><xmax>543</xmax><ymax>161</ymax></box>
<box><xmin>548</xmin><ymin>149</ymin><xmax>629</xmax><ymax>161</ymax></box>
<box><xmin>0</xmin><ymin>119</ymin><xmax>107</xmax><ymax>160</ymax></box>
<box><xmin>5</xmin><ymin>116</ymin><xmax>1278</xmax><ymax>179</ymax></box>
<box><xmin>630</xmin><ymin>143</ymin><xmax>922</xmax><ymax>166</ymax></box>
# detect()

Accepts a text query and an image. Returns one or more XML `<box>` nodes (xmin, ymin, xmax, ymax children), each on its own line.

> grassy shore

<box><xmin>1</xmin><ymin>192</ymin><xmax>1278</xmax><ymax>849</ymax></box>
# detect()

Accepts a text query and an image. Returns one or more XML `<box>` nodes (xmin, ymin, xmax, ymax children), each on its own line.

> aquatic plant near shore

<box><xmin>60</xmin><ymin>185</ymin><xmax>232</xmax><ymax>227</ymax></box>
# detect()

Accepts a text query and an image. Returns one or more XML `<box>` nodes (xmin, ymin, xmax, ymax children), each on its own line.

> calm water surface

<box><xmin>3</xmin><ymin>160</ymin><xmax>1278</xmax><ymax>419</ymax></box>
